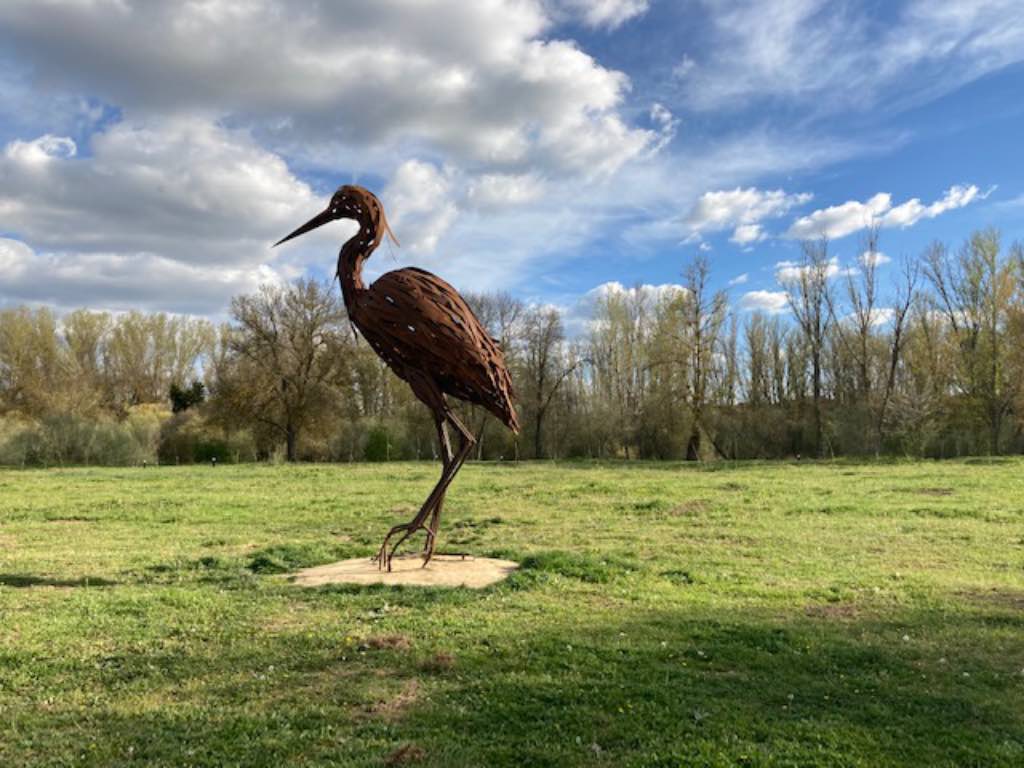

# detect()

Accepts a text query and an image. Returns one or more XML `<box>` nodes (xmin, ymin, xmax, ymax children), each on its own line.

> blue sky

<box><xmin>0</xmin><ymin>0</ymin><xmax>1021</xmax><ymax>324</ymax></box>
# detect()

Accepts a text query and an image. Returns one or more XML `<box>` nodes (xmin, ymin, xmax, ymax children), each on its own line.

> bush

<box><xmin>0</xmin><ymin>412</ymin><xmax>162</xmax><ymax>466</ymax></box>
<box><xmin>158</xmin><ymin>411</ymin><xmax>255</xmax><ymax>464</ymax></box>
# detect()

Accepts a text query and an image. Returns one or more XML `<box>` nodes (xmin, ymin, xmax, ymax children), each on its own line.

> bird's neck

<box><xmin>336</xmin><ymin>222</ymin><xmax>378</xmax><ymax>311</ymax></box>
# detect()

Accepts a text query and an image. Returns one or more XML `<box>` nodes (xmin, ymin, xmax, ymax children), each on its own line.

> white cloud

<box><xmin>4</xmin><ymin>134</ymin><xmax>77</xmax><ymax>164</ymax></box>
<box><xmin>383</xmin><ymin>160</ymin><xmax>458</xmax><ymax>254</ymax></box>
<box><xmin>870</xmin><ymin>307</ymin><xmax>895</xmax><ymax>327</ymax></box>
<box><xmin>878</xmin><ymin>185</ymin><xmax>983</xmax><ymax>228</ymax></box>
<box><xmin>467</xmin><ymin>173</ymin><xmax>546</xmax><ymax>209</ymax></box>
<box><xmin>738</xmin><ymin>290</ymin><xmax>789</xmax><ymax>314</ymax></box>
<box><xmin>859</xmin><ymin>250</ymin><xmax>891</xmax><ymax>267</ymax></box>
<box><xmin>785</xmin><ymin>193</ymin><xmax>891</xmax><ymax>240</ymax></box>
<box><xmin>0</xmin><ymin>1</ymin><xmax>656</xmax><ymax>178</ymax></box>
<box><xmin>728</xmin><ymin>273</ymin><xmax>749</xmax><ymax>286</ymax></box>
<box><xmin>589</xmin><ymin>281</ymin><xmax>686</xmax><ymax>302</ymax></box>
<box><xmin>0</xmin><ymin>1</ymin><xmax>1010</xmax><ymax>321</ymax></box>
<box><xmin>558</xmin><ymin>0</ymin><xmax>650</xmax><ymax>30</ymax></box>
<box><xmin>785</xmin><ymin>185</ymin><xmax>983</xmax><ymax>239</ymax></box>
<box><xmin>0</xmin><ymin>238</ymin><xmax>292</xmax><ymax>315</ymax></box>
<box><xmin>562</xmin><ymin>279</ymin><xmax>685</xmax><ymax>335</ymax></box>
<box><xmin>685</xmin><ymin>187</ymin><xmax>812</xmax><ymax>242</ymax></box>
<box><xmin>838</xmin><ymin>306</ymin><xmax>896</xmax><ymax>329</ymax></box>
<box><xmin>0</xmin><ymin>119</ymin><xmax>331</xmax><ymax>315</ymax></box>
<box><xmin>730</xmin><ymin>223</ymin><xmax>763</xmax><ymax>245</ymax></box>
<box><xmin>0</xmin><ymin>119</ymin><xmax>323</xmax><ymax>263</ymax></box>
<box><xmin>775</xmin><ymin>256</ymin><xmax>855</xmax><ymax>283</ymax></box>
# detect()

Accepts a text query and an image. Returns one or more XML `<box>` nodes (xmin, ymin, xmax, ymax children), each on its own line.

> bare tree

<box><xmin>874</xmin><ymin>256</ymin><xmax>919</xmax><ymax>454</ymax></box>
<box><xmin>782</xmin><ymin>237</ymin><xmax>835</xmax><ymax>457</ymax></box>
<box><xmin>680</xmin><ymin>255</ymin><xmax>728</xmax><ymax>460</ymax></box>
<box><xmin>520</xmin><ymin>305</ymin><xmax>578</xmax><ymax>459</ymax></box>
<box><xmin>589</xmin><ymin>285</ymin><xmax>654</xmax><ymax>458</ymax></box>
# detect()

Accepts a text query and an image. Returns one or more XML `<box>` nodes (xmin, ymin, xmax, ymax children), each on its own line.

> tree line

<box><xmin>1</xmin><ymin>227</ymin><xmax>1021</xmax><ymax>465</ymax></box>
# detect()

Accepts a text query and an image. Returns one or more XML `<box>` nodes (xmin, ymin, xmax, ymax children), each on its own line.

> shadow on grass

<box><xmin>2</xmin><ymin>598</ymin><xmax>1021</xmax><ymax>768</ymax></box>
<box><xmin>0</xmin><ymin>573</ymin><xmax>118</xmax><ymax>588</ymax></box>
<box><xmin>401</xmin><ymin>608</ymin><xmax>1024</xmax><ymax>767</ymax></box>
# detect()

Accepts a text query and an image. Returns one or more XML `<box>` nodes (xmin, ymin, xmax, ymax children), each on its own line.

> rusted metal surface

<box><xmin>276</xmin><ymin>185</ymin><xmax>518</xmax><ymax>570</ymax></box>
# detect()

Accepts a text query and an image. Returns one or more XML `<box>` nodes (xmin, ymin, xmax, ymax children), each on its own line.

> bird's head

<box><xmin>274</xmin><ymin>184</ymin><xmax>399</xmax><ymax>248</ymax></box>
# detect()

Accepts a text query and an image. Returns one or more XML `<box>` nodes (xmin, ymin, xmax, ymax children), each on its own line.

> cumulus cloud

<box><xmin>558</xmin><ymin>0</ymin><xmax>650</xmax><ymax>30</ymax></box>
<box><xmin>383</xmin><ymin>160</ymin><xmax>458</xmax><ymax>254</ymax></box>
<box><xmin>0</xmin><ymin>118</ymin><xmax>333</xmax><ymax>314</ymax></box>
<box><xmin>0</xmin><ymin>0</ymin><xmax>657</xmax><ymax>177</ymax></box>
<box><xmin>785</xmin><ymin>185</ymin><xmax>983</xmax><ymax>239</ymax></box>
<box><xmin>0</xmin><ymin>119</ymin><xmax>325</xmax><ymax>262</ymax></box>
<box><xmin>878</xmin><ymin>185</ymin><xmax>984</xmax><ymax>229</ymax></box>
<box><xmin>685</xmin><ymin>187</ymin><xmax>812</xmax><ymax>242</ymax></box>
<box><xmin>561</xmin><ymin>279</ymin><xmax>686</xmax><ymax>335</ymax></box>
<box><xmin>728</xmin><ymin>273</ymin><xmax>749</xmax><ymax>286</ymax></box>
<box><xmin>738</xmin><ymin>290</ymin><xmax>789</xmax><ymax>314</ymax></box>
<box><xmin>785</xmin><ymin>193</ymin><xmax>892</xmax><ymax>240</ymax></box>
<box><xmin>0</xmin><ymin>238</ymin><xmax>293</xmax><ymax>315</ymax></box>
<box><xmin>775</xmin><ymin>256</ymin><xmax>856</xmax><ymax>283</ymax></box>
<box><xmin>860</xmin><ymin>249</ymin><xmax>891</xmax><ymax>267</ymax></box>
<box><xmin>468</xmin><ymin>173</ymin><xmax>546</xmax><ymax>209</ymax></box>
<box><xmin>4</xmin><ymin>134</ymin><xmax>77</xmax><ymax>164</ymax></box>
<box><xmin>588</xmin><ymin>280</ymin><xmax>687</xmax><ymax>302</ymax></box>
<box><xmin>730</xmin><ymin>224</ymin><xmax>763</xmax><ymax>245</ymax></box>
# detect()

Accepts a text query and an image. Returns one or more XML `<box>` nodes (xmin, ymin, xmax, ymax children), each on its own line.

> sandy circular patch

<box><xmin>289</xmin><ymin>554</ymin><xmax>518</xmax><ymax>589</ymax></box>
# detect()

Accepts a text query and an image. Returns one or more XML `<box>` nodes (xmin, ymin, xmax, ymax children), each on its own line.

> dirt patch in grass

<box><xmin>718</xmin><ymin>482</ymin><xmax>747</xmax><ymax>492</ymax></box>
<box><xmin>364</xmin><ymin>634</ymin><xmax>413</xmax><ymax>651</ymax></box>
<box><xmin>385</xmin><ymin>743</ymin><xmax>426</xmax><ymax>765</ymax></box>
<box><xmin>959</xmin><ymin>588</ymin><xmax>1024</xmax><ymax>610</ymax></box>
<box><xmin>43</xmin><ymin>516</ymin><xmax>97</xmax><ymax>524</ymax></box>
<box><xmin>419</xmin><ymin>651</ymin><xmax>455</xmax><ymax>673</ymax></box>
<box><xmin>805</xmin><ymin>602</ymin><xmax>860</xmax><ymax>620</ymax></box>
<box><xmin>914</xmin><ymin>487</ymin><xmax>955</xmax><ymax>497</ymax></box>
<box><xmin>661</xmin><ymin>569</ymin><xmax>697</xmax><ymax>585</ymax></box>
<box><xmin>669</xmin><ymin>500</ymin><xmax>710</xmax><ymax>516</ymax></box>
<box><xmin>368</xmin><ymin>679</ymin><xmax>420</xmax><ymax>719</ymax></box>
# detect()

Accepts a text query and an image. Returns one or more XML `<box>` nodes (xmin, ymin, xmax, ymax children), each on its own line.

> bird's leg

<box><xmin>380</xmin><ymin>424</ymin><xmax>473</xmax><ymax>570</ymax></box>
<box><xmin>421</xmin><ymin>418</ymin><xmax>454</xmax><ymax>565</ymax></box>
<box><xmin>375</xmin><ymin>409</ymin><xmax>475</xmax><ymax>571</ymax></box>
<box><xmin>421</xmin><ymin>410</ymin><xmax>478</xmax><ymax>567</ymax></box>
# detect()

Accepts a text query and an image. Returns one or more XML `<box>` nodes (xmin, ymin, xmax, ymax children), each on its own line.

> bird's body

<box><xmin>276</xmin><ymin>184</ymin><xmax>518</xmax><ymax>569</ymax></box>
<box><xmin>350</xmin><ymin>268</ymin><xmax>519</xmax><ymax>431</ymax></box>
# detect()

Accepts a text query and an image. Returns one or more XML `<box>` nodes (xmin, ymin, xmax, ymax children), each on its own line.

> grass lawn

<box><xmin>1</xmin><ymin>459</ymin><xmax>1023</xmax><ymax>767</ymax></box>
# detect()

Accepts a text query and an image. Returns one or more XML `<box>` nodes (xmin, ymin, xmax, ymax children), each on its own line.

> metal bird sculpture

<box><xmin>275</xmin><ymin>185</ymin><xmax>519</xmax><ymax>570</ymax></box>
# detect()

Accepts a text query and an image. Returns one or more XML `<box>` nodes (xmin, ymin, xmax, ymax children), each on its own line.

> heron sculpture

<box><xmin>275</xmin><ymin>185</ymin><xmax>519</xmax><ymax>571</ymax></box>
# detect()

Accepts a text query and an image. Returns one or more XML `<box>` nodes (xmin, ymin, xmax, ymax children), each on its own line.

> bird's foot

<box><xmin>420</xmin><ymin>529</ymin><xmax>440</xmax><ymax>568</ymax></box>
<box><xmin>374</xmin><ymin>521</ymin><xmax>430</xmax><ymax>572</ymax></box>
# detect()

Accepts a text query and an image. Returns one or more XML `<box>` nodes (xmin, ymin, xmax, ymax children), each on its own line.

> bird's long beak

<box><xmin>274</xmin><ymin>207</ymin><xmax>336</xmax><ymax>247</ymax></box>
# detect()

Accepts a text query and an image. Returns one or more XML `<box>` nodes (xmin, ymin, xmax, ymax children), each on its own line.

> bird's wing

<box><xmin>357</xmin><ymin>268</ymin><xmax>519</xmax><ymax>431</ymax></box>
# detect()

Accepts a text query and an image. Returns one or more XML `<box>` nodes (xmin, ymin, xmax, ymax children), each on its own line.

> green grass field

<box><xmin>1</xmin><ymin>460</ymin><xmax>1023</xmax><ymax>767</ymax></box>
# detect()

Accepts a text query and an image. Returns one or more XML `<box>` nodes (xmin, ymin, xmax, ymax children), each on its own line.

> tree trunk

<box><xmin>534</xmin><ymin>408</ymin><xmax>545</xmax><ymax>459</ymax></box>
<box><xmin>812</xmin><ymin>352</ymin><xmax>824</xmax><ymax>459</ymax></box>
<box><xmin>685</xmin><ymin>425</ymin><xmax>701</xmax><ymax>461</ymax></box>
<box><xmin>286</xmin><ymin>423</ymin><xmax>297</xmax><ymax>462</ymax></box>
